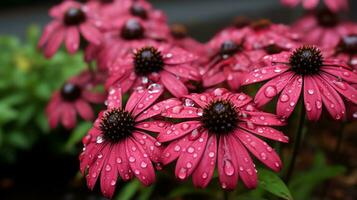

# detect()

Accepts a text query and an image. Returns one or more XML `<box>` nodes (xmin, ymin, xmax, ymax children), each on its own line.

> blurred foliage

<box><xmin>0</xmin><ymin>25</ymin><xmax>85</xmax><ymax>163</ymax></box>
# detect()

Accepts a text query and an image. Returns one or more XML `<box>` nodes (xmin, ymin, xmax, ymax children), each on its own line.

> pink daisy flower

<box><xmin>243</xmin><ymin>46</ymin><xmax>357</xmax><ymax>120</ymax></box>
<box><xmin>292</xmin><ymin>9</ymin><xmax>357</xmax><ymax>48</ymax></box>
<box><xmin>281</xmin><ymin>0</ymin><xmax>348</xmax><ymax>12</ymax></box>
<box><xmin>46</xmin><ymin>71</ymin><xmax>106</xmax><ymax>129</ymax></box>
<box><xmin>158</xmin><ymin>88</ymin><xmax>288</xmax><ymax>189</ymax></box>
<box><xmin>85</xmin><ymin>17</ymin><xmax>170</xmax><ymax>70</ymax></box>
<box><xmin>39</xmin><ymin>1</ymin><xmax>106</xmax><ymax>58</ymax></box>
<box><xmin>332</xmin><ymin>34</ymin><xmax>357</xmax><ymax>66</ymax></box>
<box><xmin>106</xmin><ymin>42</ymin><xmax>199</xmax><ymax>97</ymax></box>
<box><xmin>79</xmin><ymin>84</ymin><xmax>168</xmax><ymax>198</ymax></box>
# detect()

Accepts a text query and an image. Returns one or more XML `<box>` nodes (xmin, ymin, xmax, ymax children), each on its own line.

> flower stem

<box><xmin>285</xmin><ymin>102</ymin><xmax>306</xmax><ymax>183</ymax></box>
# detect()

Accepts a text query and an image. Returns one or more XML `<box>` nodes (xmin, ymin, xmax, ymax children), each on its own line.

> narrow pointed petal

<box><xmin>100</xmin><ymin>146</ymin><xmax>118</xmax><ymax>199</ymax></box>
<box><xmin>131</xmin><ymin>84</ymin><xmax>164</xmax><ymax>117</ymax></box>
<box><xmin>75</xmin><ymin>100</ymin><xmax>94</xmax><ymax>120</ymax></box>
<box><xmin>116</xmin><ymin>142</ymin><xmax>133</xmax><ymax>181</ymax></box>
<box><xmin>157</xmin><ymin>121</ymin><xmax>201</xmax><ymax>143</ymax></box>
<box><xmin>276</xmin><ymin>75</ymin><xmax>303</xmax><ymax>118</ymax></box>
<box><xmin>86</xmin><ymin>144</ymin><xmax>110</xmax><ymax>190</ymax></box>
<box><xmin>135</xmin><ymin>121</ymin><xmax>171</xmax><ymax>133</ymax></box>
<box><xmin>135</xmin><ymin>98</ymin><xmax>182</xmax><ymax>122</ymax></box>
<box><xmin>65</xmin><ymin>26</ymin><xmax>80</xmax><ymax>54</ymax></box>
<box><xmin>80</xmin><ymin>23</ymin><xmax>102</xmax><ymax>45</ymax></box>
<box><xmin>162</xmin><ymin>105</ymin><xmax>203</xmax><ymax>119</ymax></box>
<box><xmin>61</xmin><ymin>104</ymin><xmax>77</xmax><ymax>129</ymax></box>
<box><xmin>132</xmin><ymin>131</ymin><xmax>163</xmax><ymax>163</ymax></box>
<box><xmin>303</xmin><ymin>76</ymin><xmax>323</xmax><ymax>121</ymax></box>
<box><xmin>238</xmin><ymin>122</ymin><xmax>289</xmax><ymax>143</ymax></box>
<box><xmin>161</xmin><ymin>71</ymin><xmax>188</xmax><ymax>97</ymax></box>
<box><xmin>242</xmin><ymin>65</ymin><xmax>290</xmax><ymax>85</ymax></box>
<box><xmin>107</xmin><ymin>86</ymin><xmax>122</xmax><ymax>109</ymax></box>
<box><xmin>44</xmin><ymin>28</ymin><xmax>64</xmax><ymax>58</ymax></box>
<box><xmin>321</xmin><ymin>66</ymin><xmax>357</xmax><ymax>84</ymax></box>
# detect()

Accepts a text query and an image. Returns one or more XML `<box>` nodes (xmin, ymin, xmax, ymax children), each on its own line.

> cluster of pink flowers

<box><xmin>41</xmin><ymin>0</ymin><xmax>356</xmax><ymax>198</ymax></box>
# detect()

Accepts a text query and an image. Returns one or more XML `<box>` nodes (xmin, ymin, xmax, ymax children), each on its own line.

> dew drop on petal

<box><xmin>140</xmin><ymin>161</ymin><xmax>148</xmax><ymax>168</ymax></box>
<box><xmin>264</xmin><ymin>86</ymin><xmax>277</xmax><ymax>98</ymax></box>
<box><xmin>129</xmin><ymin>156</ymin><xmax>136</xmax><ymax>163</ymax></box>
<box><xmin>148</xmin><ymin>83</ymin><xmax>162</xmax><ymax>94</ymax></box>
<box><xmin>178</xmin><ymin>168</ymin><xmax>187</xmax><ymax>179</ymax></box>
<box><xmin>202</xmin><ymin>172</ymin><xmax>208</xmax><ymax>179</ymax></box>
<box><xmin>280</xmin><ymin>94</ymin><xmax>289</xmax><ymax>102</ymax></box>
<box><xmin>223</xmin><ymin>159</ymin><xmax>235</xmax><ymax>176</ymax></box>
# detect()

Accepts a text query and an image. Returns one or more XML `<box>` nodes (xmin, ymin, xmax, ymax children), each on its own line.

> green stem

<box><xmin>284</xmin><ymin>102</ymin><xmax>306</xmax><ymax>183</ymax></box>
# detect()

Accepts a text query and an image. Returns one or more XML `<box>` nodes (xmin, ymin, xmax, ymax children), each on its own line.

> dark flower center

<box><xmin>264</xmin><ymin>44</ymin><xmax>286</xmax><ymax>55</ymax></box>
<box><xmin>130</xmin><ymin>3</ymin><xmax>148</xmax><ymax>19</ymax></box>
<box><xmin>100</xmin><ymin>109</ymin><xmax>135</xmax><ymax>143</ymax></box>
<box><xmin>202</xmin><ymin>100</ymin><xmax>238</xmax><ymax>135</ymax></box>
<box><xmin>170</xmin><ymin>24</ymin><xmax>188</xmax><ymax>39</ymax></box>
<box><xmin>220</xmin><ymin>40</ymin><xmax>241</xmax><ymax>58</ymax></box>
<box><xmin>134</xmin><ymin>46</ymin><xmax>164</xmax><ymax>76</ymax></box>
<box><xmin>64</xmin><ymin>7</ymin><xmax>86</xmax><ymax>26</ymax></box>
<box><xmin>121</xmin><ymin>19</ymin><xmax>145</xmax><ymax>40</ymax></box>
<box><xmin>317</xmin><ymin>9</ymin><xmax>339</xmax><ymax>27</ymax></box>
<box><xmin>60</xmin><ymin>83</ymin><xmax>82</xmax><ymax>102</ymax></box>
<box><xmin>337</xmin><ymin>34</ymin><xmax>357</xmax><ymax>55</ymax></box>
<box><xmin>289</xmin><ymin>46</ymin><xmax>323</xmax><ymax>75</ymax></box>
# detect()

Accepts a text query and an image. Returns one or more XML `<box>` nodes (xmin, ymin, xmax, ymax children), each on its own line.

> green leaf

<box><xmin>65</xmin><ymin>121</ymin><xmax>92</xmax><ymax>151</ymax></box>
<box><xmin>115</xmin><ymin>179</ymin><xmax>141</xmax><ymax>200</ymax></box>
<box><xmin>138</xmin><ymin>185</ymin><xmax>155</xmax><ymax>200</ymax></box>
<box><xmin>258</xmin><ymin>169</ymin><xmax>293</xmax><ymax>200</ymax></box>
<box><xmin>168</xmin><ymin>186</ymin><xmax>213</xmax><ymax>199</ymax></box>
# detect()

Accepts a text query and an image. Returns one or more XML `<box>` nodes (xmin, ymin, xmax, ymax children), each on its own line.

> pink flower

<box><xmin>331</xmin><ymin>34</ymin><xmax>357</xmax><ymax>66</ymax></box>
<box><xmin>46</xmin><ymin>71</ymin><xmax>106</xmax><ymax>129</ymax></box>
<box><xmin>281</xmin><ymin>0</ymin><xmax>348</xmax><ymax>12</ymax></box>
<box><xmin>292</xmin><ymin>10</ymin><xmax>357</xmax><ymax>48</ymax></box>
<box><xmin>38</xmin><ymin>1</ymin><xmax>107</xmax><ymax>58</ymax></box>
<box><xmin>243</xmin><ymin>46</ymin><xmax>357</xmax><ymax>120</ymax></box>
<box><xmin>106</xmin><ymin>42</ymin><xmax>199</xmax><ymax>97</ymax></box>
<box><xmin>79</xmin><ymin>83</ymin><xmax>169</xmax><ymax>198</ymax></box>
<box><xmin>158</xmin><ymin>88</ymin><xmax>287</xmax><ymax>189</ymax></box>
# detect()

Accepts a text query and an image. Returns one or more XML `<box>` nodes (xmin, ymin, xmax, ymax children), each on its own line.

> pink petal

<box><xmin>75</xmin><ymin>100</ymin><xmax>94</xmax><ymax>121</ymax></box>
<box><xmin>324</xmin><ymin>0</ymin><xmax>340</xmax><ymax>12</ymax></box>
<box><xmin>238</xmin><ymin>122</ymin><xmax>289</xmax><ymax>143</ymax></box>
<box><xmin>230</xmin><ymin>93</ymin><xmax>252</xmax><ymax>108</ymax></box>
<box><xmin>229</xmin><ymin>135</ymin><xmax>258</xmax><ymax>189</ymax></box>
<box><xmin>44</xmin><ymin>28</ymin><xmax>64</xmax><ymax>58</ymax></box>
<box><xmin>303</xmin><ymin>76</ymin><xmax>323</xmax><ymax>121</ymax></box>
<box><xmin>135</xmin><ymin>98</ymin><xmax>182</xmax><ymax>122</ymax></box>
<box><xmin>135</xmin><ymin>120</ymin><xmax>171</xmax><ymax>134</ymax></box>
<box><xmin>48</xmin><ymin>105</ymin><xmax>62</xmax><ymax>129</ymax></box>
<box><xmin>86</xmin><ymin>144</ymin><xmax>110</xmax><ymax>190</ymax></box>
<box><xmin>321</xmin><ymin>74</ymin><xmax>357</xmax><ymax>104</ymax></box>
<box><xmin>276</xmin><ymin>75</ymin><xmax>303</xmax><ymax>118</ymax></box>
<box><xmin>202</xmin><ymin>71</ymin><xmax>226</xmax><ymax>87</ymax></box>
<box><xmin>175</xmin><ymin>132</ymin><xmax>208</xmax><ymax>180</ymax></box>
<box><xmin>242</xmin><ymin>65</ymin><xmax>290</xmax><ymax>86</ymax></box>
<box><xmin>321</xmin><ymin>66</ymin><xmax>357</xmax><ymax>84</ymax></box>
<box><xmin>65</xmin><ymin>26</ymin><xmax>80</xmax><ymax>54</ymax></box>
<box><xmin>316</xmin><ymin>76</ymin><xmax>346</xmax><ymax>120</ymax></box>
<box><xmin>132</xmin><ymin>131</ymin><xmax>163</xmax><ymax>163</ymax></box>
<box><xmin>161</xmin><ymin>71</ymin><xmax>189</xmax><ymax>97</ymax></box>
<box><xmin>217</xmin><ymin>135</ymin><xmax>239</xmax><ymax>190</ymax></box>
<box><xmin>131</xmin><ymin>84</ymin><xmax>164</xmax><ymax>117</ymax></box>
<box><xmin>157</xmin><ymin>121</ymin><xmax>202</xmax><ymax>143</ymax></box>
<box><xmin>192</xmin><ymin>134</ymin><xmax>217</xmax><ymax>188</ymax></box>
<box><xmin>164</xmin><ymin>64</ymin><xmax>200</xmax><ymax>81</ymax></box>
<box><xmin>302</xmin><ymin>0</ymin><xmax>319</xmax><ymax>9</ymax></box>
<box><xmin>161</xmin><ymin>135</ymin><xmax>193</xmax><ymax>165</ymax></box>
<box><xmin>163</xmin><ymin>47</ymin><xmax>197</xmax><ymax>65</ymax></box>
<box><xmin>253</xmin><ymin>68</ymin><xmax>294</xmax><ymax>108</ymax></box>
<box><xmin>82</xmin><ymin>91</ymin><xmax>107</xmax><ymax>104</ymax></box>
<box><xmin>240</xmin><ymin>111</ymin><xmax>285</xmax><ymax>126</ymax></box>
<box><xmin>162</xmin><ymin>105</ymin><xmax>203</xmax><ymax>119</ymax></box>
<box><xmin>38</xmin><ymin>21</ymin><xmax>60</xmax><ymax>48</ymax></box>
<box><xmin>80</xmin><ymin>23</ymin><xmax>102</xmax><ymax>45</ymax></box>
<box><xmin>125</xmin><ymin>86</ymin><xmax>146</xmax><ymax>113</ymax></box>
<box><xmin>107</xmin><ymin>86</ymin><xmax>122</xmax><ymax>110</ymax></box>
<box><xmin>235</xmin><ymin>130</ymin><xmax>282</xmax><ymax>172</ymax></box>
<box><xmin>116</xmin><ymin>142</ymin><xmax>133</xmax><ymax>181</ymax></box>
<box><xmin>281</xmin><ymin>0</ymin><xmax>300</xmax><ymax>7</ymax></box>
<box><xmin>126</xmin><ymin>138</ymin><xmax>156</xmax><ymax>186</ymax></box>
<box><xmin>184</xmin><ymin>93</ymin><xmax>212</xmax><ymax>108</ymax></box>
<box><xmin>61</xmin><ymin>104</ymin><xmax>77</xmax><ymax>129</ymax></box>
<box><xmin>100</xmin><ymin>147</ymin><xmax>118</xmax><ymax>199</ymax></box>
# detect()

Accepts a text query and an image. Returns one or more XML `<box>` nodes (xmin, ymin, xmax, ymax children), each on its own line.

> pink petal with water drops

<box><xmin>161</xmin><ymin>71</ymin><xmax>189</xmax><ymax>97</ymax></box>
<box><xmin>135</xmin><ymin>120</ymin><xmax>171</xmax><ymax>133</ymax></box>
<box><xmin>192</xmin><ymin>134</ymin><xmax>217</xmax><ymax>188</ymax></box>
<box><xmin>107</xmin><ymin>86</ymin><xmax>122</xmax><ymax>110</ymax></box>
<box><xmin>158</xmin><ymin>121</ymin><xmax>202</xmax><ymax>143</ymax></box>
<box><xmin>80</xmin><ymin>23</ymin><xmax>102</xmax><ymax>45</ymax></box>
<box><xmin>226</xmin><ymin>71</ymin><xmax>244</xmax><ymax>90</ymax></box>
<box><xmin>238</xmin><ymin>122</ymin><xmax>289</xmax><ymax>143</ymax></box>
<box><xmin>48</xmin><ymin>105</ymin><xmax>62</xmax><ymax>129</ymax></box>
<box><xmin>202</xmin><ymin>71</ymin><xmax>226</xmax><ymax>87</ymax></box>
<box><xmin>161</xmin><ymin>136</ymin><xmax>193</xmax><ymax>165</ymax></box>
<box><xmin>321</xmin><ymin>74</ymin><xmax>357</xmax><ymax>104</ymax></box>
<box><xmin>276</xmin><ymin>75</ymin><xmax>303</xmax><ymax>118</ymax></box>
<box><xmin>100</xmin><ymin>147</ymin><xmax>118</xmax><ymax>199</ymax></box>
<box><xmin>135</xmin><ymin>98</ymin><xmax>182</xmax><ymax>122</ymax></box>
<box><xmin>253</xmin><ymin>71</ymin><xmax>295</xmax><ymax>107</ymax></box>
<box><xmin>242</xmin><ymin>65</ymin><xmax>290</xmax><ymax>85</ymax></box>
<box><xmin>163</xmin><ymin>46</ymin><xmax>197</xmax><ymax>65</ymax></box>
<box><xmin>229</xmin><ymin>136</ymin><xmax>257</xmax><ymax>189</ymax></box>
<box><xmin>217</xmin><ymin>135</ymin><xmax>239</xmax><ymax>190</ymax></box>
<box><xmin>44</xmin><ymin>27</ymin><xmax>64</xmax><ymax>58</ymax></box>
<box><xmin>303</xmin><ymin>76</ymin><xmax>323</xmax><ymax>121</ymax></box>
<box><xmin>240</xmin><ymin>111</ymin><xmax>284</xmax><ymax>126</ymax></box>
<box><xmin>164</xmin><ymin>64</ymin><xmax>200</xmax><ymax>81</ymax></box>
<box><xmin>126</xmin><ymin>138</ymin><xmax>156</xmax><ymax>186</ymax></box>
<box><xmin>235</xmin><ymin>130</ymin><xmax>282</xmax><ymax>172</ymax></box>
<box><xmin>316</xmin><ymin>76</ymin><xmax>346</xmax><ymax>120</ymax></box>
<box><xmin>80</xmin><ymin>142</ymin><xmax>100</xmax><ymax>175</ymax></box>
<box><xmin>61</xmin><ymin>104</ymin><xmax>77</xmax><ymax>129</ymax></box>
<box><xmin>75</xmin><ymin>99</ymin><xmax>94</xmax><ymax>121</ymax></box>
<box><xmin>131</xmin><ymin>84</ymin><xmax>164</xmax><ymax>117</ymax></box>
<box><xmin>82</xmin><ymin>91</ymin><xmax>107</xmax><ymax>104</ymax></box>
<box><xmin>132</xmin><ymin>131</ymin><xmax>163</xmax><ymax>163</ymax></box>
<box><xmin>302</xmin><ymin>0</ymin><xmax>319</xmax><ymax>9</ymax></box>
<box><xmin>38</xmin><ymin>21</ymin><xmax>60</xmax><ymax>48</ymax></box>
<box><xmin>115</xmin><ymin>142</ymin><xmax>133</xmax><ymax>181</ymax></box>
<box><xmin>162</xmin><ymin>105</ymin><xmax>203</xmax><ymax>119</ymax></box>
<box><xmin>230</xmin><ymin>93</ymin><xmax>252</xmax><ymax>108</ymax></box>
<box><xmin>86</xmin><ymin>144</ymin><xmax>110</xmax><ymax>190</ymax></box>
<box><xmin>65</xmin><ymin>26</ymin><xmax>79</xmax><ymax>54</ymax></box>
<box><xmin>321</xmin><ymin>66</ymin><xmax>357</xmax><ymax>84</ymax></box>
<box><xmin>175</xmin><ymin>132</ymin><xmax>208</xmax><ymax>181</ymax></box>
<box><xmin>184</xmin><ymin>93</ymin><xmax>212</xmax><ymax>108</ymax></box>
<box><xmin>125</xmin><ymin>86</ymin><xmax>146</xmax><ymax>113</ymax></box>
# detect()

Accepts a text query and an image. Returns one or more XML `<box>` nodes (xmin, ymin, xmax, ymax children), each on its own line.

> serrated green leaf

<box><xmin>259</xmin><ymin>169</ymin><xmax>293</xmax><ymax>200</ymax></box>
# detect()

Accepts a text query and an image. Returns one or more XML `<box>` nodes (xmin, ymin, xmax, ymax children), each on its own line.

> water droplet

<box><xmin>97</xmin><ymin>153</ymin><xmax>103</xmax><ymax>159</ymax></box>
<box><xmin>92</xmin><ymin>172</ymin><xmax>97</xmax><ymax>178</ymax></box>
<box><xmin>280</xmin><ymin>94</ymin><xmax>289</xmax><ymax>102</ymax></box>
<box><xmin>208</xmin><ymin>152</ymin><xmax>215</xmax><ymax>158</ymax></box>
<box><xmin>260</xmin><ymin>152</ymin><xmax>267</xmax><ymax>160</ymax></box>
<box><xmin>333</xmin><ymin>81</ymin><xmax>347</xmax><ymax>90</ymax></box>
<box><xmin>140</xmin><ymin>161</ymin><xmax>148</xmax><ymax>168</ymax></box>
<box><xmin>174</xmin><ymin>145</ymin><xmax>181</xmax><ymax>152</ymax></box>
<box><xmin>186</xmin><ymin>162</ymin><xmax>193</xmax><ymax>168</ymax></box>
<box><xmin>308</xmin><ymin>89</ymin><xmax>314</xmax><ymax>95</ymax></box>
<box><xmin>129</xmin><ymin>156</ymin><xmax>136</xmax><ymax>163</ymax></box>
<box><xmin>178</xmin><ymin>168</ymin><xmax>187</xmax><ymax>179</ymax></box>
<box><xmin>353</xmin><ymin>112</ymin><xmax>357</xmax><ymax>119</ymax></box>
<box><xmin>306</xmin><ymin>102</ymin><xmax>312</xmax><ymax>111</ymax></box>
<box><xmin>184</xmin><ymin>98</ymin><xmax>195</xmax><ymax>107</ymax></box>
<box><xmin>172</xmin><ymin>105</ymin><xmax>183</xmax><ymax>114</ymax></box>
<box><xmin>223</xmin><ymin>160</ymin><xmax>235</xmax><ymax>176</ymax></box>
<box><xmin>105</xmin><ymin>164</ymin><xmax>112</xmax><ymax>171</ymax></box>
<box><xmin>96</xmin><ymin>136</ymin><xmax>104</xmax><ymax>144</ymax></box>
<box><xmin>116</xmin><ymin>157</ymin><xmax>122</xmax><ymax>164</ymax></box>
<box><xmin>148</xmin><ymin>83</ymin><xmax>162</xmax><ymax>93</ymax></box>
<box><xmin>316</xmin><ymin>100</ymin><xmax>322</xmax><ymax>109</ymax></box>
<box><xmin>264</xmin><ymin>86</ymin><xmax>277</xmax><ymax>98</ymax></box>
<box><xmin>289</xmin><ymin>101</ymin><xmax>295</xmax><ymax>107</ymax></box>
<box><xmin>187</xmin><ymin>147</ymin><xmax>195</xmax><ymax>153</ymax></box>
<box><xmin>110</xmin><ymin>180</ymin><xmax>116</xmax><ymax>186</ymax></box>
<box><xmin>181</xmin><ymin>123</ymin><xmax>190</xmax><ymax>130</ymax></box>
<box><xmin>202</xmin><ymin>172</ymin><xmax>208</xmax><ymax>179</ymax></box>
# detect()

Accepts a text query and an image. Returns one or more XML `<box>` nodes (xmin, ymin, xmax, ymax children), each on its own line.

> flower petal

<box><xmin>80</xmin><ymin>23</ymin><xmax>102</xmax><ymax>45</ymax></box>
<box><xmin>116</xmin><ymin>141</ymin><xmax>133</xmax><ymax>181</ymax></box>
<box><xmin>75</xmin><ymin>99</ymin><xmax>94</xmax><ymax>121</ymax></box>
<box><xmin>242</xmin><ymin>65</ymin><xmax>290</xmax><ymax>85</ymax></box>
<box><xmin>276</xmin><ymin>75</ymin><xmax>303</xmax><ymax>118</ymax></box>
<box><xmin>44</xmin><ymin>27</ymin><xmax>64</xmax><ymax>58</ymax></box>
<box><xmin>86</xmin><ymin>144</ymin><xmax>110</xmax><ymax>190</ymax></box>
<box><xmin>61</xmin><ymin>104</ymin><xmax>77</xmax><ymax>129</ymax></box>
<box><xmin>184</xmin><ymin>93</ymin><xmax>213</xmax><ymax>108</ymax></box>
<box><xmin>238</xmin><ymin>122</ymin><xmax>289</xmax><ymax>143</ymax></box>
<box><xmin>161</xmin><ymin>135</ymin><xmax>193</xmax><ymax>165</ymax></box>
<box><xmin>240</xmin><ymin>111</ymin><xmax>284</xmax><ymax>126</ymax></box>
<box><xmin>303</xmin><ymin>76</ymin><xmax>323</xmax><ymax>121</ymax></box>
<box><xmin>100</xmin><ymin>146</ymin><xmax>118</xmax><ymax>199</ymax></box>
<box><xmin>135</xmin><ymin>120</ymin><xmax>171</xmax><ymax>133</ymax></box>
<box><xmin>65</xmin><ymin>26</ymin><xmax>80</xmax><ymax>54</ymax></box>
<box><xmin>132</xmin><ymin>131</ymin><xmax>163</xmax><ymax>163</ymax></box>
<box><xmin>163</xmin><ymin>47</ymin><xmax>197</xmax><ymax>65</ymax></box>
<box><xmin>162</xmin><ymin>105</ymin><xmax>203</xmax><ymax>119</ymax></box>
<box><xmin>157</xmin><ymin>121</ymin><xmax>202</xmax><ymax>143</ymax></box>
<box><xmin>321</xmin><ymin>66</ymin><xmax>357</xmax><ymax>84</ymax></box>
<box><xmin>132</xmin><ymin>84</ymin><xmax>164</xmax><ymax>117</ymax></box>
<box><xmin>107</xmin><ymin>86</ymin><xmax>122</xmax><ymax>110</ymax></box>
<box><xmin>202</xmin><ymin>71</ymin><xmax>226</xmax><ymax>87</ymax></box>
<box><xmin>135</xmin><ymin>98</ymin><xmax>181</xmax><ymax>122</ymax></box>
<box><xmin>38</xmin><ymin>21</ymin><xmax>61</xmax><ymax>48</ymax></box>
<box><xmin>161</xmin><ymin>71</ymin><xmax>189</xmax><ymax>97</ymax></box>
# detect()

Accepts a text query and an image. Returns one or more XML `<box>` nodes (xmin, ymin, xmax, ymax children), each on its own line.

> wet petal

<box><xmin>157</xmin><ymin>121</ymin><xmax>202</xmax><ymax>143</ymax></box>
<box><xmin>276</xmin><ymin>75</ymin><xmax>302</xmax><ymax>118</ymax></box>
